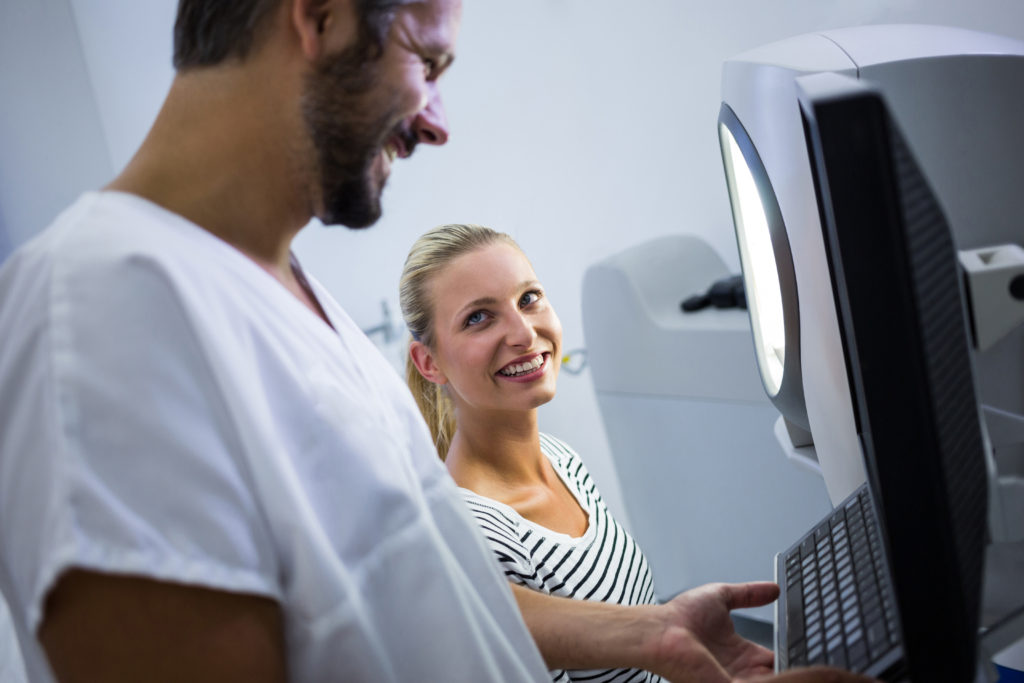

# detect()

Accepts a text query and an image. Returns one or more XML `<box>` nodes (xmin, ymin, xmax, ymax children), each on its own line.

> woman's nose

<box><xmin>504</xmin><ymin>312</ymin><xmax>537</xmax><ymax>348</ymax></box>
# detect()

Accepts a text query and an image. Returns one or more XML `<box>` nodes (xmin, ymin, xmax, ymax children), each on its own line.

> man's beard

<box><xmin>301</xmin><ymin>42</ymin><xmax>416</xmax><ymax>228</ymax></box>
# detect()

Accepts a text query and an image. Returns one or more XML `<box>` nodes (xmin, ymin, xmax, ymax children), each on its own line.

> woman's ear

<box><xmin>410</xmin><ymin>341</ymin><xmax>448</xmax><ymax>385</ymax></box>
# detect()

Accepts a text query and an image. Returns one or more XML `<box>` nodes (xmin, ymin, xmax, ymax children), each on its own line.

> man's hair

<box><xmin>173</xmin><ymin>0</ymin><xmax>413</xmax><ymax>70</ymax></box>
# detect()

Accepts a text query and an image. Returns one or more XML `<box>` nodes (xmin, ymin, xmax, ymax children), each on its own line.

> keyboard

<box><xmin>776</xmin><ymin>484</ymin><xmax>903</xmax><ymax>674</ymax></box>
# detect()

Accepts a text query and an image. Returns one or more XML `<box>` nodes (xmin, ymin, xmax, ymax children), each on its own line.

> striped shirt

<box><xmin>460</xmin><ymin>433</ymin><xmax>663</xmax><ymax>683</ymax></box>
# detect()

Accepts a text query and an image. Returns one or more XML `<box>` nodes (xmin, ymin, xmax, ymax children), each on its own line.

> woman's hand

<box><xmin>511</xmin><ymin>580</ymin><xmax>878</xmax><ymax>683</ymax></box>
<box><xmin>647</xmin><ymin>582</ymin><xmax>877</xmax><ymax>683</ymax></box>
<box><xmin>646</xmin><ymin>581</ymin><xmax>776</xmax><ymax>681</ymax></box>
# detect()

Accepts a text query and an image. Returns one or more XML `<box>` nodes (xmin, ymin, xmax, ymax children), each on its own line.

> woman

<box><xmin>400</xmin><ymin>223</ymin><xmax>659</xmax><ymax>682</ymax></box>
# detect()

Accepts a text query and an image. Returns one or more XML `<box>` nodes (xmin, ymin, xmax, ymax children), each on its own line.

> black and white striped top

<box><xmin>460</xmin><ymin>433</ymin><xmax>663</xmax><ymax>683</ymax></box>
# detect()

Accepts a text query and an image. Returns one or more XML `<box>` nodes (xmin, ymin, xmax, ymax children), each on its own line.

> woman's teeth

<box><xmin>499</xmin><ymin>355</ymin><xmax>544</xmax><ymax>377</ymax></box>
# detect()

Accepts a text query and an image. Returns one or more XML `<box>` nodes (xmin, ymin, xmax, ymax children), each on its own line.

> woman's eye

<box><xmin>422</xmin><ymin>58</ymin><xmax>437</xmax><ymax>78</ymax></box>
<box><xmin>519</xmin><ymin>291</ymin><xmax>541</xmax><ymax>308</ymax></box>
<box><xmin>465</xmin><ymin>311</ymin><xmax>486</xmax><ymax>327</ymax></box>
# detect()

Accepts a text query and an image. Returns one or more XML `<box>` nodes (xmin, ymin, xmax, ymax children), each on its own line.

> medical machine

<box><xmin>717</xmin><ymin>25</ymin><xmax>1024</xmax><ymax>681</ymax></box>
<box><xmin>583</xmin><ymin>234</ymin><xmax>833</xmax><ymax>624</ymax></box>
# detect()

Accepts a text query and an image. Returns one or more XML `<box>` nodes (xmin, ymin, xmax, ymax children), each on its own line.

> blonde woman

<box><xmin>399</xmin><ymin>224</ymin><xmax>874</xmax><ymax>683</ymax></box>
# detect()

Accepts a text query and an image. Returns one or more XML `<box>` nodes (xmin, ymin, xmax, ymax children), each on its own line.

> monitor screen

<box><xmin>796</xmin><ymin>71</ymin><xmax>988</xmax><ymax>682</ymax></box>
<box><xmin>718</xmin><ymin>105</ymin><xmax>808</xmax><ymax>436</ymax></box>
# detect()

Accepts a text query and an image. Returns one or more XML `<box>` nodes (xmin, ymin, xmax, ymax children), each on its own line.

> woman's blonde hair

<box><xmin>399</xmin><ymin>223</ymin><xmax>519</xmax><ymax>460</ymax></box>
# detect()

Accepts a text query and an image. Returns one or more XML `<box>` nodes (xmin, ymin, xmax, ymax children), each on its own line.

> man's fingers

<box><xmin>719</xmin><ymin>582</ymin><xmax>780</xmax><ymax>610</ymax></box>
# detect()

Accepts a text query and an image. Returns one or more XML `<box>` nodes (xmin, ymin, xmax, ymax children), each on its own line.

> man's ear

<box><xmin>409</xmin><ymin>340</ymin><xmax>448</xmax><ymax>385</ymax></box>
<box><xmin>290</xmin><ymin>0</ymin><xmax>358</xmax><ymax>61</ymax></box>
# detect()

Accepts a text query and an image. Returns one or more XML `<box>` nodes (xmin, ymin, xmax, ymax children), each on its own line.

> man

<box><xmin>0</xmin><ymin>1</ymin><xmax>875</xmax><ymax>681</ymax></box>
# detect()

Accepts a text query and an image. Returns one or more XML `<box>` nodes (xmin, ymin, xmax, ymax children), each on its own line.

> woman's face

<box><xmin>415</xmin><ymin>242</ymin><xmax>562</xmax><ymax>417</ymax></box>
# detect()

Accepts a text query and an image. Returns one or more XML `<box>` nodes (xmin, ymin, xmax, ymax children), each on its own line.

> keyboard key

<box><xmin>824</xmin><ymin>615</ymin><xmax>840</xmax><ymax>637</ymax></box>
<box><xmin>843</xmin><ymin>613</ymin><xmax>860</xmax><ymax>633</ymax></box>
<box><xmin>866</xmin><ymin>620</ymin><xmax>888</xmax><ymax>658</ymax></box>
<box><xmin>826</xmin><ymin>643</ymin><xmax>848</xmax><ymax>669</ymax></box>
<box><xmin>861</xmin><ymin>596</ymin><xmax>880</xmax><ymax>619</ymax></box>
<box><xmin>847</xmin><ymin>640</ymin><xmax>869</xmax><ymax>671</ymax></box>
<box><xmin>786</xmin><ymin>582</ymin><xmax>805</xmax><ymax>644</ymax></box>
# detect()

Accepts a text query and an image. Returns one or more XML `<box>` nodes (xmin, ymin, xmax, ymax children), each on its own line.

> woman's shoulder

<box><xmin>538</xmin><ymin>433</ymin><xmax>589</xmax><ymax>474</ymax></box>
<box><xmin>538</xmin><ymin>432</ymin><xmax>580</xmax><ymax>463</ymax></box>
<box><xmin>539</xmin><ymin>433</ymin><xmax>602</xmax><ymax>503</ymax></box>
<box><xmin>457</xmin><ymin>487</ymin><xmax>523</xmax><ymax>542</ymax></box>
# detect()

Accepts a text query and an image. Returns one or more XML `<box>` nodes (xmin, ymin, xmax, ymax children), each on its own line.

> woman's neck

<box><xmin>447</xmin><ymin>409</ymin><xmax>589</xmax><ymax>537</ymax></box>
<box><xmin>446</xmin><ymin>409</ymin><xmax>543</xmax><ymax>488</ymax></box>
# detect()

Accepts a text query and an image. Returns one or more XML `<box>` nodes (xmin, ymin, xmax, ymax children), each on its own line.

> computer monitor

<box><xmin>716</xmin><ymin>25</ymin><xmax>1024</xmax><ymax>507</ymax></box>
<box><xmin>795</xmin><ymin>71</ymin><xmax>988</xmax><ymax>681</ymax></box>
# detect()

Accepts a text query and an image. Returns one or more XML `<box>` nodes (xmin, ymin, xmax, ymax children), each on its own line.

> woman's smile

<box><xmin>497</xmin><ymin>352</ymin><xmax>551</xmax><ymax>382</ymax></box>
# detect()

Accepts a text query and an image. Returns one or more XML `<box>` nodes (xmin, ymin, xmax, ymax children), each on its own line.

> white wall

<box><xmin>0</xmin><ymin>0</ymin><xmax>113</xmax><ymax>257</ymax></box>
<box><xmin>3</xmin><ymin>0</ymin><xmax>1024</xmax><ymax>528</ymax></box>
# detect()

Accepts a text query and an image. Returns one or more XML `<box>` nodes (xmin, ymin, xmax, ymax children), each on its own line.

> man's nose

<box><xmin>411</xmin><ymin>83</ymin><xmax>449</xmax><ymax>145</ymax></box>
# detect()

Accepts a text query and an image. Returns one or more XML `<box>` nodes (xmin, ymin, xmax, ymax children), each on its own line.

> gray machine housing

<box><xmin>582</xmin><ymin>234</ymin><xmax>831</xmax><ymax>621</ymax></box>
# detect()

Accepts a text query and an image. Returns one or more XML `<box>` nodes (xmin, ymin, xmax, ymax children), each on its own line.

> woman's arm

<box><xmin>511</xmin><ymin>581</ymin><xmax>774</xmax><ymax>680</ymax></box>
<box><xmin>39</xmin><ymin>569</ymin><xmax>287</xmax><ymax>683</ymax></box>
<box><xmin>511</xmin><ymin>582</ymin><xmax>878</xmax><ymax>683</ymax></box>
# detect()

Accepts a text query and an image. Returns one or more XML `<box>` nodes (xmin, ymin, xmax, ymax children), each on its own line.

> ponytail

<box><xmin>404</xmin><ymin>346</ymin><xmax>457</xmax><ymax>460</ymax></box>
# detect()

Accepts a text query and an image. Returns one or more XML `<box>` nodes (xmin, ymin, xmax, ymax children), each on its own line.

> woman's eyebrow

<box><xmin>457</xmin><ymin>296</ymin><xmax>497</xmax><ymax>315</ymax></box>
